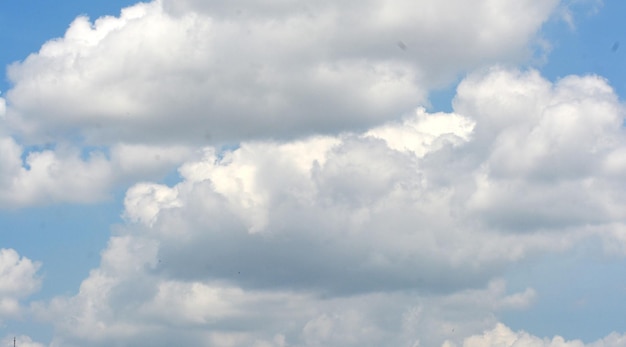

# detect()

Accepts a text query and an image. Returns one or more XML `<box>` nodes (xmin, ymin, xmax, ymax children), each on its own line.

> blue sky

<box><xmin>1</xmin><ymin>1</ymin><xmax>626</xmax><ymax>347</ymax></box>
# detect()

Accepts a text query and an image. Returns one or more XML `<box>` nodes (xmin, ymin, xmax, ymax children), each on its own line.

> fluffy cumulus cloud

<box><xmin>31</xmin><ymin>67</ymin><xmax>626</xmax><ymax>346</ymax></box>
<box><xmin>451</xmin><ymin>323</ymin><xmax>626</xmax><ymax>347</ymax></box>
<box><xmin>0</xmin><ymin>138</ymin><xmax>192</xmax><ymax>207</ymax></box>
<box><xmin>3</xmin><ymin>0</ymin><xmax>626</xmax><ymax>346</ymax></box>
<box><xmin>0</xmin><ymin>138</ymin><xmax>113</xmax><ymax>207</ymax></box>
<box><xmin>457</xmin><ymin>69</ymin><xmax>626</xmax><ymax>231</ymax></box>
<box><xmin>0</xmin><ymin>249</ymin><xmax>41</xmax><ymax>320</ymax></box>
<box><xmin>0</xmin><ymin>0</ymin><xmax>566</xmax><ymax>208</ymax></box>
<box><xmin>4</xmin><ymin>0</ymin><xmax>559</xmax><ymax>145</ymax></box>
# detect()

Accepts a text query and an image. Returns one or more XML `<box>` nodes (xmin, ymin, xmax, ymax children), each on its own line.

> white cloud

<box><xmin>0</xmin><ymin>139</ymin><xmax>113</xmax><ymax>207</ymax></box>
<box><xmin>0</xmin><ymin>97</ymin><xmax>5</xmax><ymax>118</ymax></box>
<box><xmin>4</xmin><ymin>0</ymin><xmax>559</xmax><ymax>145</ymax></box>
<box><xmin>0</xmin><ymin>0</ymin><xmax>581</xmax><ymax>208</ymax></box>
<box><xmin>35</xmin><ymin>232</ymin><xmax>535</xmax><ymax>347</ymax></box>
<box><xmin>453</xmin><ymin>68</ymin><xmax>626</xmax><ymax>231</ymax></box>
<box><xmin>0</xmin><ymin>249</ymin><xmax>41</xmax><ymax>321</ymax></box>
<box><xmin>121</xmin><ymin>129</ymin><xmax>553</xmax><ymax>297</ymax></box>
<box><xmin>31</xmin><ymin>66</ymin><xmax>626</xmax><ymax>346</ymax></box>
<box><xmin>0</xmin><ymin>137</ymin><xmax>192</xmax><ymax>208</ymax></box>
<box><xmin>453</xmin><ymin>322</ymin><xmax>626</xmax><ymax>347</ymax></box>
<box><xmin>0</xmin><ymin>1</ymin><xmax>620</xmax><ymax>345</ymax></box>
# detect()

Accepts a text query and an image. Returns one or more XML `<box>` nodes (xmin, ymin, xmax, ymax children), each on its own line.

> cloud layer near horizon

<box><xmin>452</xmin><ymin>323</ymin><xmax>626</xmax><ymax>347</ymax></box>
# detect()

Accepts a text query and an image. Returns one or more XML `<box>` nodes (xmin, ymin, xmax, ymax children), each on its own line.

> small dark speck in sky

<box><xmin>611</xmin><ymin>41</ymin><xmax>620</xmax><ymax>52</ymax></box>
<box><xmin>397</xmin><ymin>40</ymin><xmax>407</xmax><ymax>51</ymax></box>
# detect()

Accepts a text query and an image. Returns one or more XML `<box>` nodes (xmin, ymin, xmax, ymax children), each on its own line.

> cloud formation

<box><xmin>0</xmin><ymin>138</ymin><xmax>113</xmax><ymax>207</ymax></box>
<box><xmin>1</xmin><ymin>0</ymin><xmax>624</xmax><ymax>346</ymax></box>
<box><xmin>453</xmin><ymin>323</ymin><xmax>626</xmax><ymax>347</ymax></box>
<box><xmin>5</xmin><ymin>0</ymin><xmax>558</xmax><ymax>145</ymax></box>
<box><xmin>0</xmin><ymin>0</ymin><xmax>572</xmax><ymax>207</ymax></box>
<box><xmin>32</xmin><ymin>66</ymin><xmax>626</xmax><ymax>346</ymax></box>
<box><xmin>0</xmin><ymin>249</ymin><xmax>41</xmax><ymax>321</ymax></box>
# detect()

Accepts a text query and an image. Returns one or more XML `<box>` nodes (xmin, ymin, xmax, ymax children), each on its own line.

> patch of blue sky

<box><xmin>427</xmin><ymin>83</ymin><xmax>458</xmax><ymax>113</ymax></box>
<box><xmin>502</xmin><ymin>240</ymin><xmax>626</xmax><ymax>343</ymax></box>
<box><xmin>0</xmin><ymin>200</ymin><xmax>123</xmax><ymax>295</ymax></box>
<box><xmin>0</xmin><ymin>201</ymin><xmax>120</xmax><ymax>346</ymax></box>
<box><xmin>161</xmin><ymin>166</ymin><xmax>185</xmax><ymax>186</ymax></box>
<box><xmin>2</xmin><ymin>320</ymin><xmax>53</xmax><ymax>347</ymax></box>
<box><xmin>539</xmin><ymin>1</ymin><xmax>626</xmax><ymax>96</ymax></box>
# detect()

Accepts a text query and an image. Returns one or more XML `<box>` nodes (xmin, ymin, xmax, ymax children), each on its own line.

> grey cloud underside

<box><xmin>152</xmin><ymin>213</ymin><xmax>494</xmax><ymax>296</ymax></box>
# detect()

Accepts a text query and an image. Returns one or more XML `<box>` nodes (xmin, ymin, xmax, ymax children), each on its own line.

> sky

<box><xmin>1</xmin><ymin>0</ymin><xmax>626</xmax><ymax>346</ymax></box>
